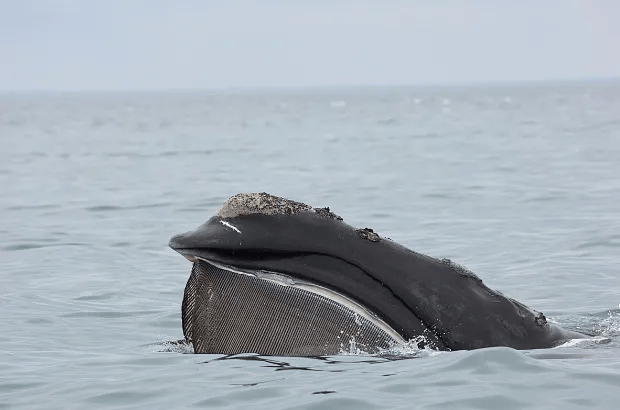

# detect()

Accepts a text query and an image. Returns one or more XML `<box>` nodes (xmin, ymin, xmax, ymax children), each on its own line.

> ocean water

<box><xmin>1</xmin><ymin>81</ymin><xmax>619</xmax><ymax>409</ymax></box>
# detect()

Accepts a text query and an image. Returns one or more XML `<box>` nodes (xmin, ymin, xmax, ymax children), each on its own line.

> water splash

<box><xmin>554</xmin><ymin>308</ymin><xmax>620</xmax><ymax>349</ymax></box>
<box><xmin>377</xmin><ymin>336</ymin><xmax>445</xmax><ymax>358</ymax></box>
<box><xmin>338</xmin><ymin>335</ymin><xmax>443</xmax><ymax>359</ymax></box>
<box><xmin>154</xmin><ymin>339</ymin><xmax>193</xmax><ymax>354</ymax></box>
<box><xmin>595</xmin><ymin>308</ymin><xmax>620</xmax><ymax>338</ymax></box>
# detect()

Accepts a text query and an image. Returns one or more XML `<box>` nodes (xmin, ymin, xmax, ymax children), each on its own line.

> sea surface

<box><xmin>1</xmin><ymin>81</ymin><xmax>619</xmax><ymax>409</ymax></box>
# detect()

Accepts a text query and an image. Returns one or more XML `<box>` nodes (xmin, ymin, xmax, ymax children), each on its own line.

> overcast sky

<box><xmin>1</xmin><ymin>1</ymin><xmax>619</xmax><ymax>90</ymax></box>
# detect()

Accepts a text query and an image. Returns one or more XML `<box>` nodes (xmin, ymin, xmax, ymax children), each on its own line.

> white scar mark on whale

<box><xmin>220</xmin><ymin>220</ymin><xmax>241</xmax><ymax>234</ymax></box>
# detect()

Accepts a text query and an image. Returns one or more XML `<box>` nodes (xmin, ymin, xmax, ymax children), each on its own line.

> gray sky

<box><xmin>1</xmin><ymin>0</ymin><xmax>619</xmax><ymax>90</ymax></box>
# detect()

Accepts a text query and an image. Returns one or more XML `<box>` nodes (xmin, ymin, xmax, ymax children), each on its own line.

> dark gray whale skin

<box><xmin>170</xmin><ymin>203</ymin><xmax>584</xmax><ymax>351</ymax></box>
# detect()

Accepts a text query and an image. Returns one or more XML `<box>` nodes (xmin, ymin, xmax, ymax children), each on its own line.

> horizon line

<box><xmin>1</xmin><ymin>76</ymin><xmax>619</xmax><ymax>94</ymax></box>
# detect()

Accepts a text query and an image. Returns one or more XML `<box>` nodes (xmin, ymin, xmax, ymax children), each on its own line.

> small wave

<box><xmin>6</xmin><ymin>203</ymin><xmax>59</xmax><ymax>211</ymax></box>
<box><xmin>61</xmin><ymin>310</ymin><xmax>160</xmax><ymax>319</ymax></box>
<box><xmin>110</xmin><ymin>241</ymin><xmax>131</xmax><ymax>247</ymax></box>
<box><xmin>565</xmin><ymin>118</ymin><xmax>620</xmax><ymax>133</ymax></box>
<box><xmin>105</xmin><ymin>150</ymin><xmax>214</xmax><ymax>159</ymax></box>
<box><xmin>555</xmin><ymin>336</ymin><xmax>612</xmax><ymax>349</ymax></box>
<box><xmin>85</xmin><ymin>205</ymin><xmax>121</xmax><ymax>212</ymax></box>
<box><xmin>574</xmin><ymin>239</ymin><xmax>620</xmax><ymax>250</ymax></box>
<box><xmin>3</xmin><ymin>242</ymin><xmax>83</xmax><ymax>251</ymax></box>
<box><xmin>73</xmin><ymin>292</ymin><xmax>117</xmax><ymax>302</ymax></box>
<box><xmin>85</xmin><ymin>202</ymin><xmax>172</xmax><ymax>212</ymax></box>
<box><xmin>409</xmin><ymin>132</ymin><xmax>441</xmax><ymax>139</ymax></box>
<box><xmin>376</xmin><ymin>117</ymin><xmax>397</xmax><ymax>125</ymax></box>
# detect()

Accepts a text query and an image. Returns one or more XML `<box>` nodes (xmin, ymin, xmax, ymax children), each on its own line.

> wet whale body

<box><xmin>169</xmin><ymin>193</ymin><xmax>584</xmax><ymax>356</ymax></box>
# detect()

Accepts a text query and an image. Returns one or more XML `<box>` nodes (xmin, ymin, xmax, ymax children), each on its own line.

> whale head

<box><xmin>170</xmin><ymin>193</ymin><xmax>584</xmax><ymax>356</ymax></box>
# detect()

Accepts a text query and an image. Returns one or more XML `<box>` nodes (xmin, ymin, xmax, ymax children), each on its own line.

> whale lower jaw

<box><xmin>181</xmin><ymin>258</ymin><xmax>405</xmax><ymax>356</ymax></box>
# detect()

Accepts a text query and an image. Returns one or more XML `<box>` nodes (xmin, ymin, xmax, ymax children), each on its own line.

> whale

<box><xmin>169</xmin><ymin>193</ymin><xmax>584</xmax><ymax>355</ymax></box>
